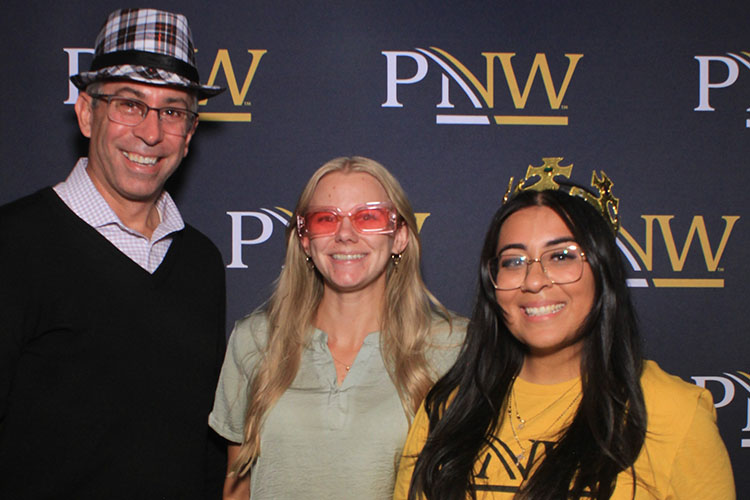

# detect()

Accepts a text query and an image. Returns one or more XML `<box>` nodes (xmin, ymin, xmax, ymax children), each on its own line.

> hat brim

<box><xmin>71</xmin><ymin>65</ymin><xmax>225</xmax><ymax>100</ymax></box>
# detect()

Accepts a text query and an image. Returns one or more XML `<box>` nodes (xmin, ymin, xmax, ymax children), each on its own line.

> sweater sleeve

<box><xmin>668</xmin><ymin>389</ymin><xmax>736</xmax><ymax>499</ymax></box>
<box><xmin>0</xmin><ymin>246</ymin><xmax>24</xmax><ymax>425</ymax></box>
<box><xmin>203</xmin><ymin>245</ymin><xmax>228</xmax><ymax>500</ymax></box>
<box><xmin>0</xmin><ymin>199</ymin><xmax>36</xmax><ymax>425</ymax></box>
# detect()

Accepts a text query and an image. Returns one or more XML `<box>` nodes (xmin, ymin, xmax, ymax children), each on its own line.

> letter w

<box><xmin>200</xmin><ymin>49</ymin><xmax>267</xmax><ymax>105</ymax></box>
<box><xmin>496</xmin><ymin>53</ymin><xmax>583</xmax><ymax>109</ymax></box>
<box><xmin>656</xmin><ymin>215</ymin><xmax>739</xmax><ymax>271</ymax></box>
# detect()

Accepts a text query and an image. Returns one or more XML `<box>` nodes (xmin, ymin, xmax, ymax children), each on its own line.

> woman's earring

<box><xmin>390</xmin><ymin>253</ymin><xmax>402</xmax><ymax>267</ymax></box>
<box><xmin>305</xmin><ymin>255</ymin><xmax>316</xmax><ymax>270</ymax></box>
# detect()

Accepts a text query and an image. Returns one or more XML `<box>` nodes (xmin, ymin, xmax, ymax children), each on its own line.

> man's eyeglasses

<box><xmin>297</xmin><ymin>202</ymin><xmax>400</xmax><ymax>238</ymax></box>
<box><xmin>488</xmin><ymin>244</ymin><xmax>587</xmax><ymax>290</ymax></box>
<box><xmin>89</xmin><ymin>93</ymin><xmax>197</xmax><ymax>136</ymax></box>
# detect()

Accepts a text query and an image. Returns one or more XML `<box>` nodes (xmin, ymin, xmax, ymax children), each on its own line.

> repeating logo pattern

<box><xmin>225</xmin><ymin>207</ymin><xmax>740</xmax><ymax>289</ymax></box>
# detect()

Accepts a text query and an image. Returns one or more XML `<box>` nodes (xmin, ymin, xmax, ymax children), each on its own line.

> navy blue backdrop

<box><xmin>1</xmin><ymin>1</ymin><xmax>746</xmax><ymax>495</ymax></box>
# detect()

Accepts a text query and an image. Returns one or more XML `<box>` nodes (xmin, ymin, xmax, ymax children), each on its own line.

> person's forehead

<box><xmin>498</xmin><ymin>206</ymin><xmax>574</xmax><ymax>249</ymax></box>
<box><xmin>98</xmin><ymin>81</ymin><xmax>195</xmax><ymax>103</ymax></box>
<box><xmin>311</xmin><ymin>172</ymin><xmax>389</xmax><ymax>206</ymax></box>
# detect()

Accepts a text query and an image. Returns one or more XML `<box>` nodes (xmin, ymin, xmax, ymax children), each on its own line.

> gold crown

<box><xmin>503</xmin><ymin>157</ymin><xmax>620</xmax><ymax>233</ymax></box>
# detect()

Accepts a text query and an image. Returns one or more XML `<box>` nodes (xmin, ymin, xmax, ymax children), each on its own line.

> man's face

<box><xmin>74</xmin><ymin>81</ymin><xmax>198</xmax><ymax>209</ymax></box>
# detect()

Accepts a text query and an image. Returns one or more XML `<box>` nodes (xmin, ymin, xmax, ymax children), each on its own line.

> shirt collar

<box><xmin>55</xmin><ymin>158</ymin><xmax>185</xmax><ymax>240</ymax></box>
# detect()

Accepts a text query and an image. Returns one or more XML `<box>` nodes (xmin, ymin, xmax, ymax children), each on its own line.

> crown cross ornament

<box><xmin>503</xmin><ymin>157</ymin><xmax>620</xmax><ymax>233</ymax></box>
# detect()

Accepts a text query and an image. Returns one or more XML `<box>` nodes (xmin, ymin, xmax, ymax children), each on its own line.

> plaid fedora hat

<box><xmin>71</xmin><ymin>8</ymin><xmax>224</xmax><ymax>99</ymax></box>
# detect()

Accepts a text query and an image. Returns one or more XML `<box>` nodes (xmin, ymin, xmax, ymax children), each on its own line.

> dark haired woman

<box><xmin>394</xmin><ymin>164</ymin><xmax>735</xmax><ymax>499</ymax></box>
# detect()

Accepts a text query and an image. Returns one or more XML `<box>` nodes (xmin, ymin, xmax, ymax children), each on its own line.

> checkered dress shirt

<box><xmin>53</xmin><ymin>158</ymin><xmax>184</xmax><ymax>273</ymax></box>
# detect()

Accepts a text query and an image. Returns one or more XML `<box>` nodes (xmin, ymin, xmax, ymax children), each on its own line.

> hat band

<box><xmin>90</xmin><ymin>50</ymin><xmax>200</xmax><ymax>84</ymax></box>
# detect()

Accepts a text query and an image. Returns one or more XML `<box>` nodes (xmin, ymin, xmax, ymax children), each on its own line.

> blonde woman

<box><xmin>210</xmin><ymin>157</ymin><xmax>465</xmax><ymax>499</ymax></box>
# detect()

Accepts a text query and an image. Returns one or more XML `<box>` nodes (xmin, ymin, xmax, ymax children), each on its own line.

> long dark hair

<box><xmin>408</xmin><ymin>190</ymin><xmax>647</xmax><ymax>499</ymax></box>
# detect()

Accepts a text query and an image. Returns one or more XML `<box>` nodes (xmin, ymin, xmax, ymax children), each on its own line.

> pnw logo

<box><xmin>382</xmin><ymin>47</ymin><xmax>582</xmax><ymax>125</ymax></box>
<box><xmin>64</xmin><ymin>48</ymin><xmax>266</xmax><ymax>123</ymax></box>
<box><xmin>472</xmin><ymin>437</ymin><xmax>595</xmax><ymax>495</ymax></box>
<box><xmin>618</xmin><ymin>213</ymin><xmax>739</xmax><ymax>288</ymax></box>
<box><xmin>474</xmin><ymin>438</ymin><xmax>554</xmax><ymax>494</ymax></box>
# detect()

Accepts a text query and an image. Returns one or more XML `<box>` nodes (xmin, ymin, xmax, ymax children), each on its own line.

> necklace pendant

<box><xmin>515</xmin><ymin>451</ymin><xmax>525</xmax><ymax>463</ymax></box>
<box><xmin>518</xmin><ymin>421</ymin><xmax>525</xmax><ymax>429</ymax></box>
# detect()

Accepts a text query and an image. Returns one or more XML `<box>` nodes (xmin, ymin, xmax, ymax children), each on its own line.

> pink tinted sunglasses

<box><xmin>297</xmin><ymin>202</ymin><xmax>400</xmax><ymax>238</ymax></box>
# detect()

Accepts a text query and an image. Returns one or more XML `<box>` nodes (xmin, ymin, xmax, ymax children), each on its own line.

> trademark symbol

<box><xmin>244</xmin><ymin>101</ymin><xmax>252</xmax><ymax>106</ymax></box>
<box><xmin>560</xmin><ymin>105</ymin><xmax>568</xmax><ymax>110</ymax></box>
<box><xmin>718</xmin><ymin>267</ymin><xmax>725</xmax><ymax>272</ymax></box>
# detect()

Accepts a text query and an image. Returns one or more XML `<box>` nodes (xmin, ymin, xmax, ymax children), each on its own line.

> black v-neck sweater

<box><xmin>0</xmin><ymin>188</ymin><xmax>226</xmax><ymax>499</ymax></box>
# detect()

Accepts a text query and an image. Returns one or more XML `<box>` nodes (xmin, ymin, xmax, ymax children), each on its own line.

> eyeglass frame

<box><xmin>296</xmin><ymin>201</ymin><xmax>400</xmax><ymax>239</ymax></box>
<box><xmin>88</xmin><ymin>93</ymin><xmax>198</xmax><ymax>136</ymax></box>
<box><xmin>487</xmin><ymin>244</ymin><xmax>588</xmax><ymax>291</ymax></box>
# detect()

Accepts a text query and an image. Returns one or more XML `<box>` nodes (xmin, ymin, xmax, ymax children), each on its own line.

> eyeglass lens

<box><xmin>100</xmin><ymin>96</ymin><xmax>194</xmax><ymax>135</ymax></box>
<box><xmin>303</xmin><ymin>205</ymin><xmax>395</xmax><ymax>237</ymax></box>
<box><xmin>489</xmin><ymin>245</ymin><xmax>584</xmax><ymax>289</ymax></box>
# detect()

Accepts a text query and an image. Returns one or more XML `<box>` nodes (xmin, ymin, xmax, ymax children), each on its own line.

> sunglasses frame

<box><xmin>296</xmin><ymin>201</ymin><xmax>400</xmax><ymax>238</ymax></box>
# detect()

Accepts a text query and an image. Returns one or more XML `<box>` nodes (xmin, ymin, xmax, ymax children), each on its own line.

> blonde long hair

<box><xmin>233</xmin><ymin>156</ymin><xmax>451</xmax><ymax>475</ymax></box>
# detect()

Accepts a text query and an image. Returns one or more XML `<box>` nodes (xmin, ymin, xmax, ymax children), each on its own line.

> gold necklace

<box><xmin>510</xmin><ymin>377</ymin><xmax>578</xmax><ymax>429</ymax></box>
<box><xmin>329</xmin><ymin>352</ymin><xmax>351</xmax><ymax>371</ymax></box>
<box><xmin>327</xmin><ymin>342</ymin><xmax>358</xmax><ymax>372</ymax></box>
<box><xmin>506</xmin><ymin>381</ymin><xmax>581</xmax><ymax>465</ymax></box>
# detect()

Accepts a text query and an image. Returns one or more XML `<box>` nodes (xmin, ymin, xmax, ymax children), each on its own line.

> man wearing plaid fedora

<box><xmin>0</xmin><ymin>9</ymin><xmax>227</xmax><ymax>499</ymax></box>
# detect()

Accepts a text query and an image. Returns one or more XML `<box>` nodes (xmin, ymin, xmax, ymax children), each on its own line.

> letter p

<box><xmin>226</xmin><ymin>211</ymin><xmax>274</xmax><ymax>269</ymax></box>
<box><xmin>694</xmin><ymin>56</ymin><xmax>739</xmax><ymax>111</ymax></box>
<box><xmin>382</xmin><ymin>51</ymin><xmax>428</xmax><ymax>107</ymax></box>
<box><xmin>691</xmin><ymin>375</ymin><xmax>735</xmax><ymax>408</ymax></box>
